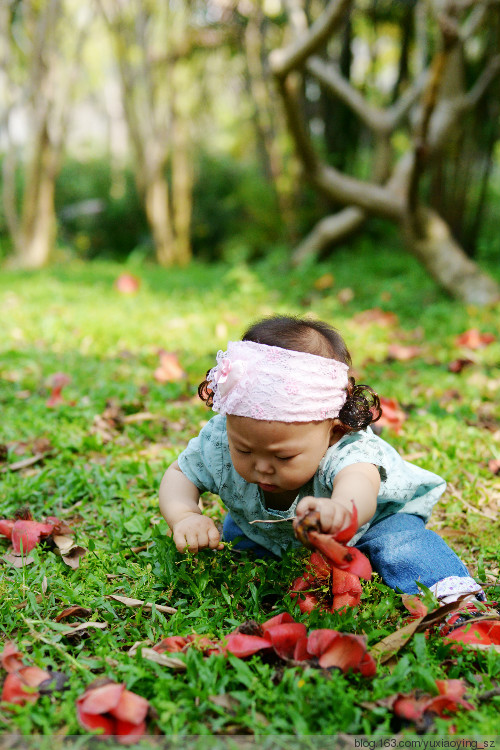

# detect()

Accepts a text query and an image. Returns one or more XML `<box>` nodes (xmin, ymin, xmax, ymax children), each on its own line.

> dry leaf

<box><xmin>353</xmin><ymin>309</ymin><xmax>398</xmax><ymax>327</ymax></box>
<box><xmin>52</xmin><ymin>534</ymin><xmax>87</xmax><ymax>569</ymax></box>
<box><xmin>108</xmin><ymin>594</ymin><xmax>177</xmax><ymax>614</ymax></box>
<box><xmin>55</xmin><ymin>606</ymin><xmax>93</xmax><ymax>622</ymax></box>
<box><xmin>154</xmin><ymin>350</ymin><xmax>185</xmax><ymax>383</ymax></box>
<box><xmin>313</xmin><ymin>273</ymin><xmax>334</xmax><ymax>291</ymax></box>
<box><xmin>455</xmin><ymin>329</ymin><xmax>495</xmax><ymax>349</ymax></box>
<box><xmin>387</xmin><ymin>344</ymin><xmax>422</xmax><ymax>361</ymax></box>
<box><xmin>139</xmin><ymin>647</ymin><xmax>186</xmax><ymax>670</ymax></box>
<box><xmin>0</xmin><ymin>454</ymin><xmax>46</xmax><ymax>474</ymax></box>
<box><xmin>61</xmin><ymin>621</ymin><xmax>107</xmax><ymax>636</ymax></box>
<box><xmin>127</xmin><ymin>640</ymin><xmax>153</xmax><ymax>656</ymax></box>
<box><xmin>3</xmin><ymin>553</ymin><xmax>35</xmax><ymax>567</ymax></box>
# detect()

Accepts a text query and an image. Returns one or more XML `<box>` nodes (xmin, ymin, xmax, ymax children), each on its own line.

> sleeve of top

<box><xmin>318</xmin><ymin>429</ymin><xmax>390</xmax><ymax>490</ymax></box>
<box><xmin>176</xmin><ymin>416</ymin><xmax>225</xmax><ymax>495</ymax></box>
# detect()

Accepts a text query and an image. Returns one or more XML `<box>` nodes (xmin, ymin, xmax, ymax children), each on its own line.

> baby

<box><xmin>159</xmin><ymin>315</ymin><xmax>485</xmax><ymax>605</ymax></box>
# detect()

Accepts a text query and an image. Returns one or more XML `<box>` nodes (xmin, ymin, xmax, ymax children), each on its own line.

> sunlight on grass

<box><xmin>1</xmin><ymin>244</ymin><xmax>499</xmax><ymax>736</ymax></box>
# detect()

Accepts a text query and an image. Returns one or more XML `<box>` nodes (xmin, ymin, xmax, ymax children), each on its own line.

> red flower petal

<box><xmin>153</xmin><ymin>636</ymin><xmax>190</xmax><ymax>654</ymax></box>
<box><xmin>1</xmin><ymin>666</ymin><xmax>50</xmax><ymax>705</ymax></box>
<box><xmin>330</xmin><ymin>568</ymin><xmax>362</xmax><ymax>595</ymax></box>
<box><xmin>444</xmin><ymin>620</ymin><xmax>500</xmax><ymax>647</ymax></box>
<box><xmin>402</xmin><ymin>595</ymin><xmax>428</xmax><ymax>618</ymax></box>
<box><xmin>0</xmin><ymin>519</ymin><xmax>15</xmax><ymax>540</ymax></box>
<box><xmin>317</xmin><ymin>633</ymin><xmax>368</xmax><ymax>672</ymax></box>
<box><xmin>224</xmin><ymin>632</ymin><xmax>273</xmax><ymax>658</ymax></box>
<box><xmin>358</xmin><ymin>651</ymin><xmax>377</xmax><ymax>677</ymax></box>
<box><xmin>110</xmin><ymin>689</ymin><xmax>149</xmax><ymax>724</ymax></box>
<box><xmin>307</xmin><ymin>552</ymin><xmax>332</xmax><ymax>579</ymax></box>
<box><xmin>306</xmin><ymin>629</ymin><xmax>339</xmax><ymax>657</ymax></box>
<box><xmin>77</xmin><ymin>682</ymin><xmax>125</xmax><ymax>715</ymax></box>
<box><xmin>297</xmin><ymin>593</ymin><xmax>320</xmax><ymax>613</ymax></box>
<box><xmin>293</xmin><ymin>636</ymin><xmax>313</xmax><ymax>662</ymax></box>
<box><xmin>435</xmin><ymin>679</ymin><xmax>467</xmax><ymax>699</ymax></box>
<box><xmin>331</xmin><ymin>592</ymin><xmax>361</xmax><ymax>611</ymax></box>
<box><xmin>426</xmin><ymin>695</ymin><xmax>474</xmax><ymax>717</ymax></box>
<box><xmin>334</xmin><ymin>503</ymin><xmax>358</xmax><ymax>543</ymax></box>
<box><xmin>1</xmin><ymin>641</ymin><xmax>24</xmax><ymax>672</ymax></box>
<box><xmin>11</xmin><ymin>519</ymin><xmax>58</xmax><ymax>554</ymax></box>
<box><xmin>115</xmin><ymin>719</ymin><xmax>147</xmax><ymax>745</ymax></box>
<box><xmin>76</xmin><ymin>704</ymin><xmax>116</xmax><ymax>735</ymax></box>
<box><xmin>261</xmin><ymin>612</ymin><xmax>295</xmax><ymax>631</ymax></box>
<box><xmin>2</xmin><ymin>673</ymin><xmax>39</xmax><ymax>706</ymax></box>
<box><xmin>308</xmin><ymin>532</ymin><xmax>372</xmax><ymax>579</ymax></box>
<box><xmin>264</xmin><ymin>623</ymin><xmax>307</xmax><ymax>660</ymax></box>
<box><xmin>393</xmin><ymin>695</ymin><xmax>432</xmax><ymax>721</ymax></box>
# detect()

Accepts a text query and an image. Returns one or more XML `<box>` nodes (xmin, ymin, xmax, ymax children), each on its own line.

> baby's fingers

<box><xmin>207</xmin><ymin>525</ymin><xmax>223</xmax><ymax>550</ymax></box>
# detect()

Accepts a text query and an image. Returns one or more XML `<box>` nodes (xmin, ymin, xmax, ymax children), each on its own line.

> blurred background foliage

<box><xmin>0</xmin><ymin>0</ymin><xmax>499</xmax><ymax>289</ymax></box>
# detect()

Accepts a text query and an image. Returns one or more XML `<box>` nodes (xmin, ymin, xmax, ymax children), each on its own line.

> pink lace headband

<box><xmin>207</xmin><ymin>340</ymin><xmax>349</xmax><ymax>422</ymax></box>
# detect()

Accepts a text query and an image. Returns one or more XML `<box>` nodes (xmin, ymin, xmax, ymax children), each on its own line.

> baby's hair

<box><xmin>198</xmin><ymin>315</ymin><xmax>381</xmax><ymax>432</ymax></box>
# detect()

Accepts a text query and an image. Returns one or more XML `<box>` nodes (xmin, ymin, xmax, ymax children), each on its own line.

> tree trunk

<box><xmin>171</xmin><ymin>109</ymin><xmax>193</xmax><ymax>267</ymax></box>
<box><xmin>144</xmin><ymin>175</ymin><xmax>177</xmax><ymax>267</ymax></box>
<box><xmin>15</xmin><ymin>123</ymin><xmax>58</xmax><ymax>269</ymax></box>
<box><xmin>402</xmin><ymin>207</ymin><xmax>500</xmax><ymax>305</ymax></box>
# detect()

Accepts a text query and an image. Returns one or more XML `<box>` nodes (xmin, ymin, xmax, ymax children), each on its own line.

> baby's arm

<box><xmin>294</xmin><ymin>463</ymin><xmax>380</xmax><ymax>536</ymax></box>
<box><xmin>159</xmin><ymin>460</ymin><xmax>223</xmax><ymax>553</ymax></box>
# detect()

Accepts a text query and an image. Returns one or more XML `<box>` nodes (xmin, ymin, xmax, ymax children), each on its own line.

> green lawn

<box><xmin>1</xmin><ymin>241</ymin><xmax>499</xmax><ymax>740</ymax></box>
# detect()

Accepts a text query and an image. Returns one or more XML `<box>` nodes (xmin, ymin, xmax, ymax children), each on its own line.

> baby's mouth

<box><xmin>258</xmin><ymin>482</ymin><xmax>280</xmax><ymax>492</ymax></box>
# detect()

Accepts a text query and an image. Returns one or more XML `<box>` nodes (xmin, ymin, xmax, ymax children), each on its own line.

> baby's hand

<box><xmin>172</xmin><ymin>514</ymin><xmax>223</xmax><ymax>554</ymax></box>
<box><xmin>294</xmin><ymin>496</ymin><xmax>355</xmax><ymax>537</ymax></box>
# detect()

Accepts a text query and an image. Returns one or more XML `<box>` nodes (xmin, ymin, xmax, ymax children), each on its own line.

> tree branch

<box><xmin>270</xmin><ymin>0</ymin><xmax>352</xmax><ymax>78</ymax></box>
<box><xmin>316</xmin><ymin>165</ymin><xmax>404</xmax><ymax>221</ymax></box>
<box><xmin>291</xmin><ymin>207</ymin><xmax>366</xmax><ymax>265</ymax></box>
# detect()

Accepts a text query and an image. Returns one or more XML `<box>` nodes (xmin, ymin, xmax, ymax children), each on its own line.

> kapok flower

<box><xmin>1</xmin><ymin>641</ymin><xmax>52</xmax><ymax>706</ymax></box>
<box><xmin>76</xmin><ymin>679</ymin><xmax>149</xmax><ymax>745</ymax></box>
<box><xmin>292</xmin><ymin>504</ymin><xmax>371</xmax><ymax>614</ymax></box>
<box><xmin>0</xmin><ymin>511</ymin><xmax>63</xmax><ymax>554</ymax></box>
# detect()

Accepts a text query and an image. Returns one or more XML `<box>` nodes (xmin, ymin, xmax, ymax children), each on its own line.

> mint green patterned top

<box><xmin>177</xmin><ymin>415</ymin><xmax>446</xmax><ymax>557</ymax></box>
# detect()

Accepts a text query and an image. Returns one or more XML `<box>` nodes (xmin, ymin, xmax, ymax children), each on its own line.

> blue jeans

<box><xmin>222</xmin><ymin>512</ymin><xmax>471</xmax><ymax>594</ymax></box>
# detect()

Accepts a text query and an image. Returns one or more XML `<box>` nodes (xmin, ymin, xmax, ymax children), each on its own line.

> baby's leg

<box><xmin>355</xmin><ymin>513</ymin><xmax>484</xmax><ymax>601</ymax></box>
<box><xmin>222</xmin><ymin>514</ymin><xmax>276</xmax><ymax>558</ymax></box>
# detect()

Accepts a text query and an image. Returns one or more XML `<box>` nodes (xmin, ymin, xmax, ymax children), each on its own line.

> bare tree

<box><xmin>97</xmin><ymin>1</ymin><xmax>230</xmax><ymax>267</ymax></box>
<box><xmin>0</xmin><ymin>0</ymin><xmax>89</xmax><ymax>269</ymax></box>
<box><xmin>270</xmin><ymin>0</ymin><xmax>500</xmax><ymax>305</ymax></box>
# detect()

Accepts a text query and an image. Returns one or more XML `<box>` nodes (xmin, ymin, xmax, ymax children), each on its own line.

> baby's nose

<box><xmin>255</xmin><ymin>457</ymin><xmax>274</xmax><ymax>474</ymax></box>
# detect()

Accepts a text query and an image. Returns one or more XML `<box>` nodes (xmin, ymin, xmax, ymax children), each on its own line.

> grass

<box><xmin>0</xmin><ymin>236</ymin><xmax>500</xmax><ymax>740</ymax></box>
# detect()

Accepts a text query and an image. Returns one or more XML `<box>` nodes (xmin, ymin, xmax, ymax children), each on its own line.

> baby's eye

<box><xmin>276</xmin><ymin>455</ymin><xmax>296</xmax><ymax>461</ymax></box>
<box><xmin>237</xmin><ymin>449</ymin><xmax>251</xmax><ymax>455</ymax></box>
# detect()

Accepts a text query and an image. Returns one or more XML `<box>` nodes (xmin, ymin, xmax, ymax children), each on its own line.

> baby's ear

<box><xmin>329</xmin><ymin>418</ymin><xmax>346</xmax><ymax>445</ymax></box>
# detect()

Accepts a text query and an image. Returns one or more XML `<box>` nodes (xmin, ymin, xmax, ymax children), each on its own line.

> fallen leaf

<box><xmin>3</xmin><ymin>553</ymin><xmax>36</xmax><ymax>567</ymax></box>
<box><xmin>488</xmin><ymin>459</ymin><xmax>500</xmax><ymax>476</ymax></box>
<box><xmin>0</xmin><ymin>454</ymin><xmax>46</xmax><ymax>474</ymax></box>
<box><xmin>353</xmin><ymin>309</ymin><xmax>398</xmax><ymax>327</ymax></box>
<box><xmin>52</xmin><ymin>534</ymin><xmax>87</xmax><ymax>569</ymax></box>
<box><xmin>313</xmin><ymin>273</ymin><xmax>334</xmax><ymax>291</ymax></box>
<box><xmin>337</xmin><ymin>288</ymin><xmax>354</xmax><ymax>304</ymax></box>
<box><xmin>108</xmin><ymin>594</ymin><xmax>177</xmax><ymax>614</ymax></box>
<box><xmin>377</xmin><ymin>397</ymin><xmax>406</xmax><ymax>434</ymax></box>
<box><xmin>455</xmin><ymin>329</ymin><xmax>495</xmax><ymax>349</ymax></box>
<box><xmin>60</xmin><ymin>622</ymin><xmax>108</xmax><ymax>636</ymax></box>
<box><xmin>55</xmin><ymin>606</ymin><xmax>93</xmax><ymax>622</ymax></box>
<box><xmin>387</xmin><ymin>344</ymin><xmax>422</xmax><ymax>361</ymax></box>
<box><xmin>154</xmin><ymin>350</ymin><xmax>185</xmax><ymax>383</ymax></box>
<box><xmin>448</xmin><ymin>358</ymin><xmax>474</xmax><ymax>373</ymax></box>
<box><xmin>139</xmin><ymin>647</ymin><xmax>187</xmax><ymax>670</ymax></box>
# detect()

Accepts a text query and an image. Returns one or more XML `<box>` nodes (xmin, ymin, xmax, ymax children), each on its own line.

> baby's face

<box><xmin>226</xmin><ymin>415</ymin><xmax>333</xmax><ymax>494</ymax></box>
